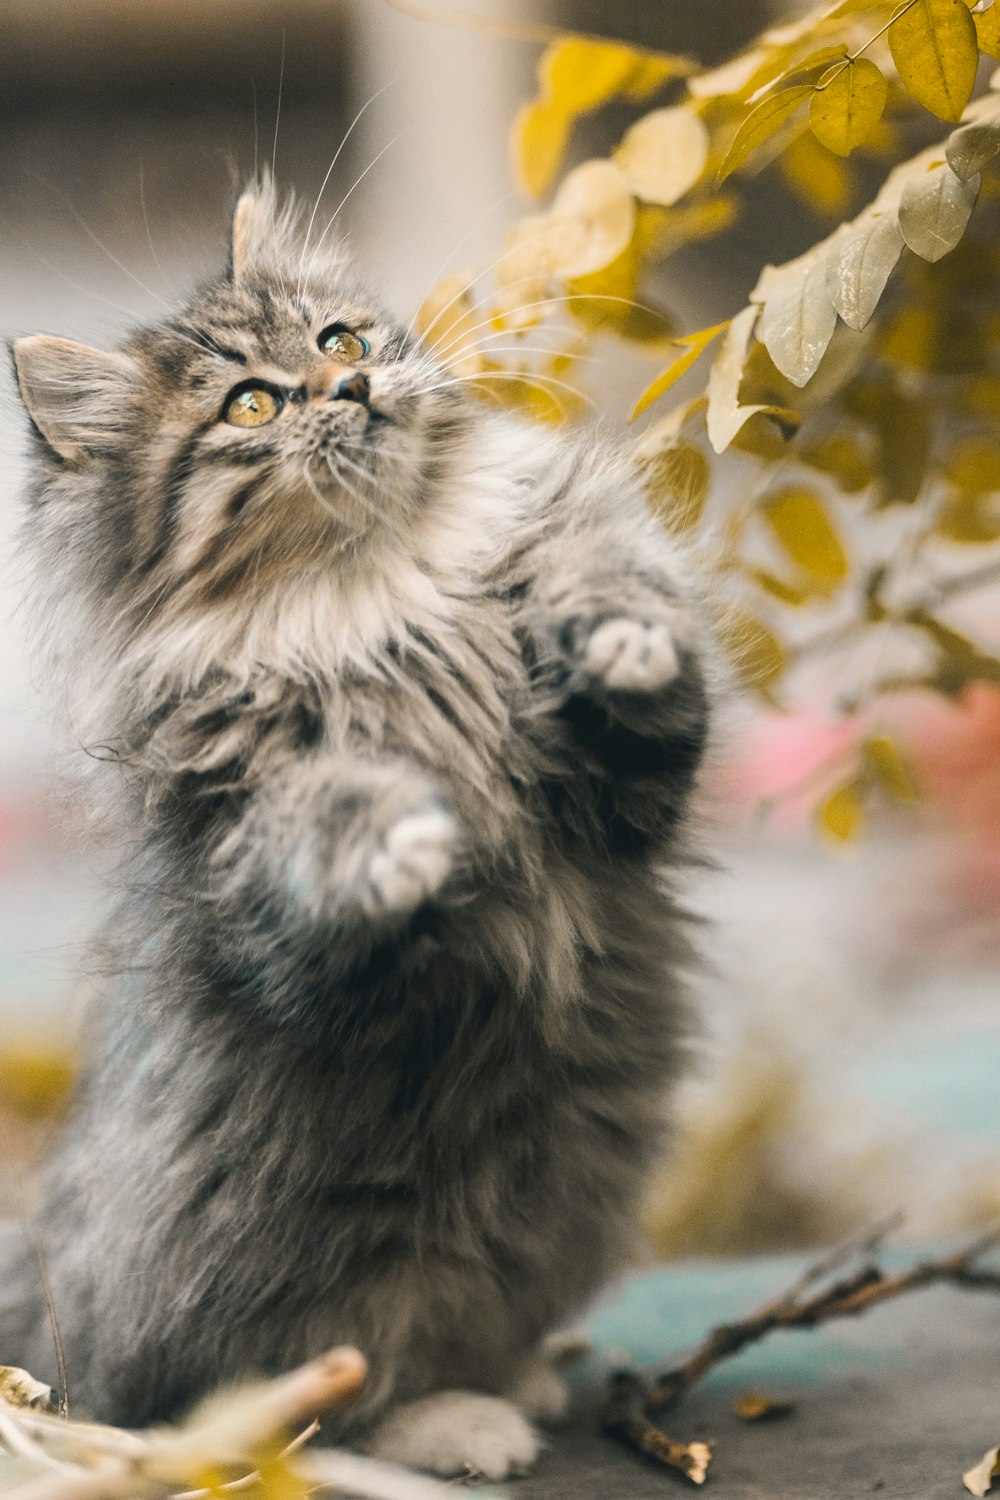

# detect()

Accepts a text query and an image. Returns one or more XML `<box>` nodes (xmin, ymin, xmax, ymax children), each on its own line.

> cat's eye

<box><xmin>222</xmin><ymin>383</ymin><xmax>282</xmax><ymax>428</ymax></box>
<box><xmin>318</xmin><ymin>325</ymin><xmax>370</xmax><ymax>362</ymax></box>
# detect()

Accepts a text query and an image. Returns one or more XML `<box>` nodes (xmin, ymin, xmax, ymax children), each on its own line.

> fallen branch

<box><xmin>603</xmin><ymin>1222</ymin><xmax>1000</xmax><ymax>1482</ymax></box>
<box><xmin>0</xmin><ymin>1346</ymin><xmax>452</xmax><ymax>1500</ymax></box>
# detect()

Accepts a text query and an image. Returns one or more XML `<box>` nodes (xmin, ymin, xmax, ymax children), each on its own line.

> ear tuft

<box><xmin>13</xmin><ymin>335</ymin><xmax>137</xmax><ymax>465</ymax></box>
<box><xmin>230</xmin><ymin>174</ymin><xmax>300</xmax><ymax>282</ymax></box>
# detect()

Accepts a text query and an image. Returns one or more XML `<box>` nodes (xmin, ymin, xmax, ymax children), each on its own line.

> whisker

<box><xmin>304</xmin><ymin>132</ymin><xmax>408</xmax><ymax>276</ymax></box>
<box><xmin>296</xmin><ymin>79</ymin><xmax>398</xmax><ymax>302</ymax></box>
<box><xmin>411</xmin><ymin>221</ymin><xmax>554</xmax><ymax>355</ymax></box>
<box><xmin>270</xmin><ymin>28</ymin><xmax>287</xmax><ymax>294</ymax></box>
<box><xmin>138</xmin><ymin>162</ymin><xmax>178</xmax><ymax>298</ymax></box>
<box><xmin>402</xmin><ymin>190</ymin><xmax>518</xmax><ymax>346</ymax></box>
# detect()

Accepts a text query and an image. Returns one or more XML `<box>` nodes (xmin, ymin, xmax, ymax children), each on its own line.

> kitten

<box><xmin>2</xmin><ymin>178</ymin><xmax>710</xmax><ymax>1479</ymax></box>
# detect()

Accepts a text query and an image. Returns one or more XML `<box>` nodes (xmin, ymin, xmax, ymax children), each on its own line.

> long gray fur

<box><xmin>2</xmin><ymin>179</ymin><xmax>711</xmax><ymax>1445</ymax></box>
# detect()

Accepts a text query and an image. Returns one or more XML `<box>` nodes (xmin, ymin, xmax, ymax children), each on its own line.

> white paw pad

<box><xmin>584</xmin><ymin>616</ymin><xmax>681</xmax><ymax>693</ymax></box>
<box><xmin>366</xmin><ymin>806</ymin><xmax>456</xmax><ymax>915</ymax></box>
<box><xmin>366</xmin><ymin>1390</ymin><xmax>542</xmax><ymax>1479</ymax></box>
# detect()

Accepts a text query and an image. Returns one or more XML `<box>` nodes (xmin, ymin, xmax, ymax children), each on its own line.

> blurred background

<box><xmin>1</xmin><ymin>0</ymin><xmax>999</xmax><ymax>1257</ymax></box>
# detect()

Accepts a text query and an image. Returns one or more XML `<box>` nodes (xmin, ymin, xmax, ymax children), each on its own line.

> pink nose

<box><xmin>311</xmin><ymin>363</ymin><xmax>369</xmax><ymax>406</ymax></box>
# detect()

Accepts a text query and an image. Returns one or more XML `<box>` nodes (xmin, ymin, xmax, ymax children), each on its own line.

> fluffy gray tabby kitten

<box><xmin>3</xmin><ymin>179</ymin><xmax>709</xmax><ymax>1478</ymax></box>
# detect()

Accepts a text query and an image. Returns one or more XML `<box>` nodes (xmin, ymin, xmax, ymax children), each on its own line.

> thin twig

<box><xmin>603</xmin><ymin>1226</ymin><xmax>1000</xmax><ymax>1480</ymax></box>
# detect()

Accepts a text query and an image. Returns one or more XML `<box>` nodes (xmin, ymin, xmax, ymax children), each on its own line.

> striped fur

<box><xmin>3</xmin><ymin>181</ymin><xmax>711</xmax><ymax>1469</ymax></box>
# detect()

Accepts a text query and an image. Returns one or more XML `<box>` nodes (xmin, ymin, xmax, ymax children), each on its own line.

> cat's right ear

<box><xmin>12</xmin><ymin>335</ymin><xmax>137</xmax><ymax>465</ymax></box>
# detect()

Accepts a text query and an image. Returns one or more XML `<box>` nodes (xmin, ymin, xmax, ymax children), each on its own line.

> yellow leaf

<box><xmin>614</xmin><ymin>107</ymin><xmax>709</xmax><ymax>206</ymax></box>
<box><xmin>964</xmin><ymin>1444</ymin><xmax>1000</xmax><ymax>1497</ymax></box>
<box><xmin>631</xmin><ymin>321</ymin><xmax>730</xmax><ymax>419</ymax></box>
<box><xmin>688</xmin><ymin>49</ymin><xmax>773</xmax><ymax>102</ymax></box>
<box><xmin>801</xmin><ymin>434</ymin><xmax>873</xmax><ymax>491</ymax></box>
<box><xmin>0</xmin><ymin>1367</ymin><xmax>54</xmax><ymax>1411</ymax></box>
<box><xmin>568</xmin><ymin>234</ymin><xmax>674</xmax><ymax>344</ymax></box>
<box><xmin>761</xmin><ymin>487</ymin><xmax>849</xmax><ymax>589</ymax></box>
<box><xmin>706</xmin><ymin>306</ymin><xmax>800</xmax><ymax>454</ymax></box>
<box><xmin>755</xmin><ymin>250</ymin><xmax>838</xmax><ymax>387</ymax></box>
<box><xmin>512</xmin><ymin>100</ymin><xmax>572</xmax><ymax>199</ymax></box>
<box><xmin>416</xmin><ymin>273</ymin><xmax>486</xmax><ymax>373</ymax></box>
<box><xmin>545</xmin><ymin>159</ymin><xmax>636</xmax><ymax>278</ymax></box>
<box><xmin>864</xmin><ymin>734</ymin><xmax>918</xmax><ymax>801</ymax></box>
<box><xmin>734</xmin><ymin>1391</ymin><xmax>797</xmax><ymax>1422</ymax></box>
<box><xmin>642</xmin><ymin>443</ymin><xmax>711</xmax><ymax>531</ymax></box>
<box><xmin>948</xmin><ymin>440</ymin><xmax>1000</xmax><ymax>493</ymax></box>
<box><xmin>888</xmin><ymin>0</ymin><xmax>979</xmax><ymax>122</ymax></box>
<box><xmin>782</xmin><ymin>129</ymin><xmax>854</xmax><ymax>218</ymax></box>
<box><xmin>747</xmin><ymin>568</ymin><xmax>816</xmax><ymax>606</ymax></box>
<box><xmin>975</xmin><ymin>2</ymin><xmax>1000</xmax><ymax>56</ymax></box>
<box><xmin>809</xmin><ymin>58</ymin><xmax>889</xmax><ymax>156</ymax></box>
<box><xmin>0</xmin><ymin>1044</ymin><xmax>75</xmax><ymax>1118</ymax></box>
<box><xmin>718</xmin><ymin>609</ymin><xmax>787</xmax><ymax>700</ymax></box>
<box><xmin>543</xmin><ymin>38</ymin><xmax>642</xmax><ymax>114</ymax></box>
<box><xmin>817</xmin><ymin>780</ymin><xmax>865</xmax><ymax>842</ymax></box>
<box><xmin>761</xmin><ymin>45</ymin><xmax>850</xmax><ymax>95</ymax></box>
<box><xmin>897</xmin><ymin>159</ymin><xmax>980</xmax><ymax>261</ymax></box>
<box><xmin>638</xmin><ymin>197</ymin><xmax>741</xmax><ymax>259</ymax></box>
<box><xmin>717</xmin><ymin>86</ymin><xmax>813</xmax><ymax>183</ymax></box>
<box><xmin>937</xmin><ymin>493</ymin><xmax>1000</xmax><ymax>541</ymax></box>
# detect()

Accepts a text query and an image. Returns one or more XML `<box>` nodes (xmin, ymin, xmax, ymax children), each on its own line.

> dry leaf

<box><xmin>817</xmin><ymin>780</ymin><xmax>865</xmax><ymax>842</ymax></box>
<box><xmin>888</xmin><ymin>0</ymin><xmax>979</xmax><ymax>123</ymax></box>
<box><xmin>809</xmin><ymin>58</ymin><xmax>888</xmax><ymax>156</ymax></box>
<box><xmin>614</xmin><ymin>107</ymin><xmax>709</xmax><ymax>206</ymax></box>
<box><xmin>734</xmin><ymin>1390</ymin><xmax>796</xmax><ymax>1421</ymax></box>
<box><xmin>761</xmin><ymin>487</ymin><xmax>849</xmax><ymax>589</ymax></box>
<box><xmin>631</xmin><ymin>321</ymin><xmax>729</xmax><ymax>419</ymax></box>
<box><xmin>717</xmin><ymin>86</ymin><xmax>813</xmax><ymax>183</ymax></box>
<box><xmin>825</xmin><ymin>211</ymin><xmax>904</xmax><ymax>330</ymax></box>
<box><xmin>756</xmin><ymin>250</ymin><xmax>838</xmax><ymax>387</ymax></box>
<box><xmin>706</xmin><ymin>305</ymin><xmax>798</xmax><ymax>452</ymax></box>
<box><xmin>964</xmin><ymin>1444</ymin><xmax>1000</xmax><ymax>1497</ymax></box>
<box><xmin>0</xmin><ymin>1366</ymin><xmax>55</xmax><ymax>1411</ymax></box>
<box><xmin>546</xmin><ymin>159</ymin><xmax>636</xmax><ymax>278</ymax></box>
<box><xmin>946</xmin><ymin>108</ymin><xmax>1000</xmax><ymax>180</ymax></box>
<box><xmin>897</xmin><ymin>160</ymin><xmax>980</xmax><ymax>262</ymax></box>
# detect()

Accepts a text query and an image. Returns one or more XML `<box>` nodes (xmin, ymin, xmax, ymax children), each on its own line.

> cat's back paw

<box><xmin>364</xmin><ymin>1390</ymin><xmax>542</xmax><ymax>1479</ymax></box>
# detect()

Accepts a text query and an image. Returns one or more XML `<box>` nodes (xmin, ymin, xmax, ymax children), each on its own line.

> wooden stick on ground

<box><xmin>603</xmin><ymin>1224</ymin><xmax>1000</xmax><ymax>1483</ymax></box>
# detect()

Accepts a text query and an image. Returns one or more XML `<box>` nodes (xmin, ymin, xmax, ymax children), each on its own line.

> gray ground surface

<box><xmin>518</xmin><ymin>1275</ymin><xmax>1000</xmax><ymax>1499</ymax></box>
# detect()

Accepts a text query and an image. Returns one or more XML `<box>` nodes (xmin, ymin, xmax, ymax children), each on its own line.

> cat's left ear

<box><xmin>230</xmin><ymin>178</ymin><xmax>297</xmax><ymax>282</ymax></box>
<box><xmin>12</xmin><ymin>335</ymin><xmax>137</xmax><ymax>465</ymax></box>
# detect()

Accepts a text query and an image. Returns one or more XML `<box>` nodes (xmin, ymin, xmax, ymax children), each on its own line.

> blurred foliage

<box><xmin>414</xmin><ymin>0</ymin><xmax>1000</xmax><ymax>838</ymax></box>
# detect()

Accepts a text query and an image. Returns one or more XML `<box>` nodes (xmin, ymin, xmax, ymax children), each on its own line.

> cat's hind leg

<box><xmin>364</xmin><ymin>1390</ymin><xmax>542</xmax><ymax>1479</ymax></box>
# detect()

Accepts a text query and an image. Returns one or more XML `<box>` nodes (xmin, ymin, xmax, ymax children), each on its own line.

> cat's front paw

<box><xmin>362</xmin><ymin>805</ymin><xmax>458</xmax><ymax>918</ymax></box>
<box><xmin>583</xmin><ymin>615</ymin><xmax>681</xmax><ymax>694</ymax></box>
<box><xmin>365</xmin><ymin>1390</ymin><xmax>542</xmax><ymax>1480</ymax></box>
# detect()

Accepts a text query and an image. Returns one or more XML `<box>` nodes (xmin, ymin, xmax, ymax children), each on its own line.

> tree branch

<box><xmin>602</xmin><ymin>1225</ymin><xmax>1000</xmax><ymax>1482</ymax></box>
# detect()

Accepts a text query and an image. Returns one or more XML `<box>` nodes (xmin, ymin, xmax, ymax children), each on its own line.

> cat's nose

<box><xmin>331</xmin><ymin>370</ymin><xmax>370</xmax><ymax>406</ymax></box>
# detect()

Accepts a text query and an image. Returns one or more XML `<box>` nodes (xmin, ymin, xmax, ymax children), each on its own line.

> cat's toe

<box><xmin>364</xmin><ymin>805</ymin><xmax>458</xmax><ymax>916</ymax></box>
<box><xmin>365</xmin><ymin>1390</ymin><xmax>542</xmax><ymax>1479</ymax></box>
<box><xmin>584</xmin><ymin>615</ymin><xmax>681</xmax><ymax>693</ymax></box>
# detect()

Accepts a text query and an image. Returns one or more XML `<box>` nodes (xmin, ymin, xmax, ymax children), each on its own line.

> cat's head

<box><xmin>11</xmin><ymin>179</ymin><xmax>475</xmax><ymax>652</ymax></box>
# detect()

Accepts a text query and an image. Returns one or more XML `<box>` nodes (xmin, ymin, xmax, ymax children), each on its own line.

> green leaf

<box><xmin>761</xmin><ymin>487</ymin><xmax>849</xmax><ymax>589</ymax></box>
<box><xmin>809</xmin><ymin>58</ymin><xmax>889</xmax><ymax>156</ymax></box>
<box><xmin>897</xmin><ymin>160</ymin><xmax>980</xmax><ymax>261</ymax></box>
<box><xmin>888</xmin><ymin>0</ymin><xmax>979</xmax><ymax>123</ymax></box>
<box><xmin>630</xmin><ymin>321</ymin><xmax>729</xmax><ymax>419</ymax></box>
<box><xmin>717</xmin><ymin>86</ymin><xmax>813</xmax><ymax>183</ymax></box>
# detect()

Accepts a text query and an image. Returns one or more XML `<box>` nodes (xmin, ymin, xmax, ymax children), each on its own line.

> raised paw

<box><xmin>365</xmin><ymin>1390</ymin><xmax>542</xmax><ymax>1480</ymax></box>
<box><xmin>583</xmin><ymin>615</ymin><xmax>681</xmax><ymax>694</ymax></box>
<box><xmin>363</xmin><ymin>805</ymin><xmax>458</xmax><ymax>917</ymax></box>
